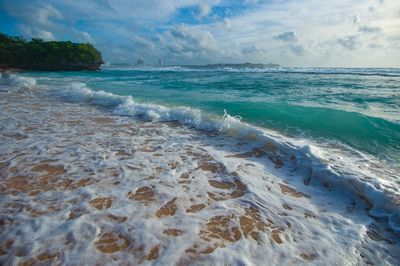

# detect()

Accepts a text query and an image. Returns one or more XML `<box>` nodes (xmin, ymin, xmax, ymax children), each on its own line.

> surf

<box><xmin>33</xmin><ymin>79</ymin><xmax>398</xmax><ymax>234</ymax></box>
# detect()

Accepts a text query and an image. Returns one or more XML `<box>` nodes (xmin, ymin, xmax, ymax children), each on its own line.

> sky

<box><xmin>1</xmin><ymin>0</ymin><xmax>400</xmax><ymax>67</ymax></box>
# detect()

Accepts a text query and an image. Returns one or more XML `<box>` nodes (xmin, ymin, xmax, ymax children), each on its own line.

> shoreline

<box><xmin>1</xmin><ymin>80</ymin><xmax>399</xmax><ymax>265</ymax></box>
<box><xmin>0</xmin><ymin>67</ymin><xmax>24</xmax><ymax>73</ymax></box>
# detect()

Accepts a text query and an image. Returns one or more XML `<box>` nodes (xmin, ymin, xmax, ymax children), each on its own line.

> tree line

<box><xmin>0</xmin><ymin>33</ymin><xmax>103</xmax><ymax>71</ymax></box>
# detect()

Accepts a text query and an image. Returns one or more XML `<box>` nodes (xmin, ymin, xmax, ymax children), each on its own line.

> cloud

<box><xmin>161</xmin><ymin>24</ymin><xmax>220</xmax><ymax>61</ymax></box>
<box><xmin>338</xmin><ymin>35</ymin><xmax>360</xmax><ymax>51</ymax></box>
<box><xmin>274</xmin><ymin>31</ymin><xmax>298</xmax><ymax>42</ymax></box>
<box><xmin>2</xmin><ymin>1</ymin><xmax>63</xmax><ymax>35</ymax></box>
<box><xmin>197</xmin><ymin>3</ymin><xmax>212</xmax><ymax>19</ymax></box>
<box><xmin>93</xmin><ymin>0</ymin><xmax>114</xmax><ymax>11</ymax></box>
<box><xmin>352</xmin><ymin>14</ymin><xmax>360</xmax><ymax>26</ymax></box>
<box><xmin>359</xmin><ymin>26</ymin><xmax>382</xmax><ymax>34</ymax></box>
<box><xmin>223</xmin><ymin>18</ymin><xmax>232</xmax><ymax>29</ymax></box>
<box><xmin>244</xmin><ymin>0</ymin><xmax>259</xmax><ymax>5</ymax></box>
<box><xmin>290</xmin><ymin>44</ymin><xmax>305</xmax><ymax>56</ymax></box>
<box><xmin>1</xmin><ymin>0</ymin><xmax>400</xmax><ymax>66</ymax></box>
<box><xmin>241</xmin><ymin>45</ymin><xmax>264</xmax><ymax>54</ymax></box>
<box><xmin>1</xmin><ymin>0</ymin><xmax>93</xmax><ymax>43</ymax></box>
<box><xmin>19</xmin><ymin>26</ymin><xmax>55</xmax><ymax>41</ymax></box>
<box><xmin>75</xmin><ymin>31</ymin><xmax>94</xmax><ymax>43</ymax></box>
<box><xmin>55</xmin><ymin>0</ymin><xmax>220</xmax><ymax>22</ymax></box>
<box><xmin>274</xmin><ymin>31</ymin><xmax>305</xmax><ymax>56</ymax></box>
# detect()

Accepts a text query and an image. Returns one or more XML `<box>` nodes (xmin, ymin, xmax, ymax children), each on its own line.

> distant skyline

<box><xmin>1</xmin><ymin>0</ymin><xmax>400</xmax><ymax>67</ymax></box>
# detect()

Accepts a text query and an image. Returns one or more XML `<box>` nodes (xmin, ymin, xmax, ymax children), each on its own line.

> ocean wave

<box><xmin>49</xmin><ymin>81</ymin><xmax>400</xmax><ymax>233</ymax></box>
<box><xmin>0</xmin><ymin>72</ymin><xmax>36</xmax><ymax>90</ymax></box>
<box><xmin>102</xmin><ymin>66</ymin><xmax>400</xmax><ymax>77</ymax></box>
<box><xmin>216</xmin><ymin>67</ymin><xmax>400</xmax><ymax>77</ymax></box>
<box><xmin>103</xmin><ymin>65</ymin><xmax>193</xmax><ymax>72</ymax></box>
<box><xmin>3</xmin><ymin>75</ymin><xmax>395</xmax><ymax>232</ymax></box>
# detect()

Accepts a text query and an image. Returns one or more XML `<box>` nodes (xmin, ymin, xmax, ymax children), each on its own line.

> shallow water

<box><xmin>0</xmin><ymin>70</ymin><xmax>400</xmax><ymax>265</ymax></box>
<box><xmin>26</xmin><ymin>67</ymin><xmax>400</xmax><ymax>164</ymax></box>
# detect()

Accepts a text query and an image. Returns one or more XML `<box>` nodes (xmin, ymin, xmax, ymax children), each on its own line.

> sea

<box><xmin>0</xmin><ymin>66</ymin><xmax>399</xmax><ymax>265</ymax></box>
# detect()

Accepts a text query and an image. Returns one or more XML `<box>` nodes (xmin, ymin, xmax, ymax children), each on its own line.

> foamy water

<box><xmin>0</xmin><ymin>73</ymin><xmax>399</xmax><ymax>265</ymax></box>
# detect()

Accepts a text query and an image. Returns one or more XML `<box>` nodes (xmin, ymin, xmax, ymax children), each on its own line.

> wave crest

<box><xmin>103</xmin><ymin>66</ymin><xmax>400</xmax><ymax>77</ymax></box>
<box><xmin>48</xmin><ymin>81</ymin><xmax>400</xmax><ymax>234</ymax></box>
<box><xmin>0</xmin><ymin>73</ymin><xmax>36</xmax><ymax>90</ymax></box>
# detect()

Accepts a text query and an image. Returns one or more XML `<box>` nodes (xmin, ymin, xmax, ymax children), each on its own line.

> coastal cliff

<box><xmin>0</xmin><ymin>33</ymin><xmax>103</xmax><ymax>71</ymax></box>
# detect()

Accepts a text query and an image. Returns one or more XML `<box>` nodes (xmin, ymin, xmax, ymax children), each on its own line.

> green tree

<box><xmin>0</xmin><ymin>33</ymin><xmax>104</xmax><ymax>71</ymax></box>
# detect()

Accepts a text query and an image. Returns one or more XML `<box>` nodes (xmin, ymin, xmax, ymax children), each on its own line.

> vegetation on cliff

<box><xmin>0</xmin><ymin>33</ymin><xmax>103</xmax><ymax>71</ymax></box>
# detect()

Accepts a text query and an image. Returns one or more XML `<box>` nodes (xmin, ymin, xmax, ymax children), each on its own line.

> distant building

<box><xmin>158</xmin><ymin>59</ymin><xmax>164</xmax><ymax>67</ymax></box>
<box><xmin>135</xmin><ymin>58</ymin><xmax>144</xmax><ymax>66</ymax></box>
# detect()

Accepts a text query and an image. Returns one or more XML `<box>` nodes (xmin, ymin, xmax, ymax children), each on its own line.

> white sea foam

<box><xmin>1</xmin><ymin>77</ymin><xmax>400</xmax><ymax>265</ymax></box>
<box><xmin>46</xmin><ymin>81</ymin><xmax>400</xmax><ymax>234</ymax></box>
<box><xmin>56</xmin><ymin>82</ymin><xmax>126</xmax><ymax>106</ymax></box>
<box><xmin>0</xmin><ymin>72</ymin><xmax>36</xmax><ymax>90</ymax></box>
<box><xmin>104</xmin><ymin>65</ymin><xmax>192</xmax><ymax>72</ymax></box>
<box><xmin>103</xmin><ymin>66</ymin><xmax>400</xmax><ymax>77</ymax></box>
<box><xmin>215</xmin><ymin>67</ymin><xmax>400</xmax><ymax>77</ymax></box>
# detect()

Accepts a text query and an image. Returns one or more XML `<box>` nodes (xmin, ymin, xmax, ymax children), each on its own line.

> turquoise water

<box><xmin>30</xmin><ymin>67</ymin><xmax>400</xmax><ymax>164</ymax></box>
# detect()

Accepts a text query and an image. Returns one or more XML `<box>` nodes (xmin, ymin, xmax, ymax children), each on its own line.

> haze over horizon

<box><xmin>1</xmin><ymin>0</ymin><xmax>400</xmax><ymax>67</ymax></box>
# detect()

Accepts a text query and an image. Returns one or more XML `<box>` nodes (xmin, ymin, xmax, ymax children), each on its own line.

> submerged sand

<box><xmin>0</xmin><ymin>85</ymin><xmax>399</xmax><ymax>265</ymax></box>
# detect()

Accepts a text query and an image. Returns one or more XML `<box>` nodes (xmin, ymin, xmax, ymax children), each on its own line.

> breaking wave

<box><xmin>0</xmin><ymin>72</ymin><xmax>36</xmax><ymax>90</ymax></box>
<box><xmin>103</xmin><ymin>66</ymin><xmax>400</xmax><ymax>77</ymax></box>
<box><xmin>46</xmin><ymin>81</ymin><xmax>400</xmax><ymax>233</ymax></box>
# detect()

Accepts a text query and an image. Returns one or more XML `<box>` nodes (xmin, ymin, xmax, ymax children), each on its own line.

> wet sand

<box><xmin>1</xmin><ymin>86</ymin><xmax>399</xmax><ymax>265</ymax></box>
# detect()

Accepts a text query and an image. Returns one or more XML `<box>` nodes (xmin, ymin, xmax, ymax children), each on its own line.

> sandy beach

<box><xmin>0</xmin><ymin>76</ymin><xmax>399</xmax><ymax>265</ymax></box>
<box><xmin>1</xmin><ymin>0</ymin><xmax>400</xmax><ymax>264</ymax></box>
